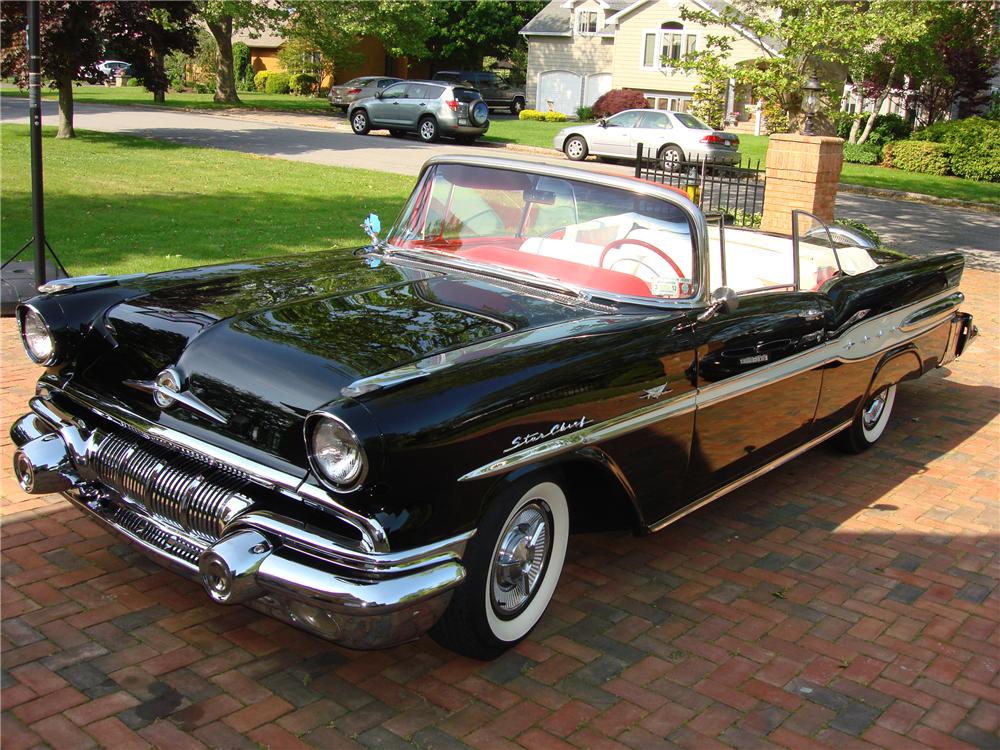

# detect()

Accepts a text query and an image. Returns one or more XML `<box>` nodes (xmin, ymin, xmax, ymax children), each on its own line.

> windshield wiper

<box><xmin>381</xmin><ymin>243</ymin><xmax>593</xmax><ymax>302</ymax></box>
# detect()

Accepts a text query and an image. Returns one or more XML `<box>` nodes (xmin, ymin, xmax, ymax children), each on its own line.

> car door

<box><xmin>590</xmin><ymin>111</ymin><xmax>643</xmax><ymax>157</ymax></box>
<box><xmin>685</xmin><ymin>287</ymin><xmax>832</xmax><ymax>499</ymax></box>
<box><xmin>370</xmin><ymin>82</ymin><xmax>408</xmax><ymax>126</ymax></box>
<box><xmin>633</xmin><ymin>111</ymin><xmax>674</xmax><ymax>154</ymax></box>
<box><xmin>396</xmin><ymin>83</ymin><xmax>433</xmax><ymax>126</ymax></box>
<box><xmin>478</xmin><ymin>73</ymin><xmax>502</xmax><ymax>105</ymax></box>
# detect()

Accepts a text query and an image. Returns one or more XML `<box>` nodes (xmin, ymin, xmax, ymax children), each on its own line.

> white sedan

<box><xmin>553</xmin><ymin>109</ymin><xmax>741</xmax><ymax>166</ymax></box>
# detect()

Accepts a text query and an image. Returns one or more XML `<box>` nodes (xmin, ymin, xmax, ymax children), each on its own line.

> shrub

<box><xmin>253</xmin><ymin>70</ymin><xmax>270</xmax><ymax>91</ymax></box>
<box><xmin>843</xmin><ymin>143</ymin><xmax>882</xmax><ymax>165</ymax></box>
<box><xmin>592</xmin><ymin>89</ymin><xmax>647</xmax><ymax>118</ymax></box>
<box><xmin>194</xmin><ymin>80</ymin><xmax>216</xmax><ymax>94</ymax></box>
<box><xmin>264</xmin><ymin>72</ymin><xmax>290</xmax><ymax>94</ymax></box>
<box><xmin>883</xmin><ymin>140</ymin><xmax>951</xmax><ymax>175</ymax></box>
<box><xmin>763</xmin><ymin>101</ymin><xmax>790</xmax><ymax>133</ymax></box>
<box><xmin>519</xmin><ymin>109</ymin><xmax>546</xmax><ymax>121</ymax></box>
<box><xmin>911</xmin><ymin>116</ymin><xmax>1000</xmax><ymax>182</ymax></box>
<box><xmin>289</xmin><ymin>72</ymin><xmax>318</xmax><ymax>96</ymax></box>
<box><xmin>545</xmin><ymin>111</ymin><xmax>568</xmax><ymax>122</ymax></box>
<box><xmin>866</xmin><ymin>113</ymin><xmax>912</xmax><ymax>147</ymax></box>
<box><xmin>126</xmin><ymin>78</ymin><xmax>140</xmax><ymax>87</ymax></box>
<box><xmin>576</xmin><ymin>105</ymin><xmax>594</xmax><ymax>121</ymax></box>
<box><xmin>165</xmin><ymin>51</ymin><xmax>190</xmax><ymax>89</ymax></box>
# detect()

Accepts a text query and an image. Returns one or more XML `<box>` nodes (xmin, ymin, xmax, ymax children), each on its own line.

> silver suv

<box><xmin>348</xmin><ymin>81</ymin><xmax>490</xmax><ymax>144</ymax></box>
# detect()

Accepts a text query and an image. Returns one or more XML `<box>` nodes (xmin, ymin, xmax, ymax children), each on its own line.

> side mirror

<box><xmin>697</xmin><ymin>287</ymin><xmax>738</xmax><ymax>321</ymax></box>
<box><xmin>598</xmin><ymin>118</ymin><xmax>608</xmax><ymax>128</ymax></box>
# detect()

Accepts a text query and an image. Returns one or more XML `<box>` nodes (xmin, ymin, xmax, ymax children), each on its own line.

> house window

<box><xmin>577</xmin><ymin>11</ymin><xmax>598</xmax><ymax>34</ymax></box>
<box><xmin>642</xmin><ymin>23</ymin><xmax>698</xmax><ymax>70</ymax></box>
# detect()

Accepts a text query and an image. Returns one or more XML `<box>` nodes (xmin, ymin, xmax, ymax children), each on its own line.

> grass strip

<box><xmin>0</xmin><ymin>124</ymin><xmax>414</xmax><ymax>277</ymax></box>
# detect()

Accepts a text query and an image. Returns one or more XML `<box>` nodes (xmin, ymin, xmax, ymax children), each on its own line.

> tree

<box><xmin>284</xmin><ymin>1</ymin><xmax>442</xmax><ymax>80</ymax></box>
<box><xmin>424</xmin><ymin>1</ymin><xmax>545</xmax><ymax>70</ymax></box>
<box><xmin>105</xmin><ymin>2</ymin><xmax>199</xmax><ymax>103</ymax></box>
<box><xmin>1</xmin><ymin>1</ymin><xmax>105</xmax><ymax>138</ymax></box>
<box><xmin>673</xmin><ymin>0</ymin><xmax>929</xmax><ymax>134</ymax></box>
<box><xmin>195</xmin><ymin>0</ymin><xmax>286</xmax><ymax>104</ymax></box>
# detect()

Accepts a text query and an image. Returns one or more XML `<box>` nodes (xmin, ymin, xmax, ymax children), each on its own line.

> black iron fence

<box><xmin>634</xmin><ymin>143</ymin><xmax>766</xmax><ymax>227</ymax></box>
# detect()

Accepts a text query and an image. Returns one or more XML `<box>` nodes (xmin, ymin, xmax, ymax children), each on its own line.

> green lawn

<box><xmin>1</xmin><ymin>84</ymin><xmax>334</xmax><ymax>114</ymax></box>
<box><xmin>483</xmin><ymin>119</ymin><xmax>570</xmax><ymax>149</ymax></box>
<box><xmin>0</xmin><ymin>125</ymin><xmax>414</xmax><ymax>276</ymax></box>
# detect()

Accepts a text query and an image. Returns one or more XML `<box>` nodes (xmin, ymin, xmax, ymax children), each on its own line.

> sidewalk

<box><xmin>2</xmin><ymin>269</ymin><xmax>997</xmax><ymax>750</ymax></box>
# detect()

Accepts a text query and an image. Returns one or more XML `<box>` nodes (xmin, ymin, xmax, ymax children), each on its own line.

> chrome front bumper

<box><xmin>10</xmin><ymin>390</ymin><xmax>470</xmax><ymax>649</ymax></box>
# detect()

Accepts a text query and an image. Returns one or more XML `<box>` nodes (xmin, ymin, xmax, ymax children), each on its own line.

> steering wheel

<box><xmin>598</xmin><ymin>237</ymin><xmax>685</xmax><ymax>279</ymax></box>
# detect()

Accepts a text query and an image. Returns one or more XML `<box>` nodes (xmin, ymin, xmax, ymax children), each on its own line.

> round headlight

<box><xmin>309</xmin><ymin>416</ymin><xmax>367</xmax><ymax>490</ymax></box>
<box><xmin>19</xmin><ymin>307</ymin><xmax>56</xmax><ymax>365</ymax></box>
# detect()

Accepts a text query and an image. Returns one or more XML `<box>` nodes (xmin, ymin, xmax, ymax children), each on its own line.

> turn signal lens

<box><xmin>19</xmin><ymin>307</ymin><xmax>56</xmax><ymax>365</ymax></box>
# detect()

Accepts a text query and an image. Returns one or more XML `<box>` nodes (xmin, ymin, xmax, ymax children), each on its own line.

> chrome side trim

<box><xmin>38</xmin><ymin>273</ymin><xmax>144</xmax><ymax>294</ymax></box>
<box><xmin>33</xmin><ymin>389</ymin><xmax>390</xmax><ymax>553</ymax></box>
<box><xmin>899</xmin><ymin>292</ymin><xmax>964</xmax><ymax>332</ymax></box>
<box><xmin>459</xmin><ymin>392</ymin><xmax>697</xmax><ymax>481</ymax></box>
<box><xmin>647</xmin><ymin>419</ymin><xmax>853</xmax><ymax>533</ymax></box>
<box><xmin>459</xmin><ymin>288</ymin><xmax>961</xmax><ymax>482</ymax></box>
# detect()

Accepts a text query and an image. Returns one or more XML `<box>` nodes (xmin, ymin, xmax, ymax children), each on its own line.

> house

<box><xmin>521</xmin><ymin>0</ymin><xmax>779</xmax><ymax>127</ymax></box>
<box><xmin>232</xmin><ymin>31</ymin><xmax>430</xmax><ymax>88</ymax></box>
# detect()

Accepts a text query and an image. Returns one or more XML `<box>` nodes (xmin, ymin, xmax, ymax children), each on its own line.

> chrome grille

<box><xmin>91</xmin><ymin>431</ymin><xmax>253</xmax><ymax>541</ymax></box>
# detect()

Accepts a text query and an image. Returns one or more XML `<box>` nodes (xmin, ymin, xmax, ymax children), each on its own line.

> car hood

<box><xmin>71</xmin><ymin>249</ymin><xmax>593</xmax><ymax>463</ymax></box>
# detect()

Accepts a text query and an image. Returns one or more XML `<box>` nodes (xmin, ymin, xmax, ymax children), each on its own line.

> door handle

<box><xmin>799</xmin><ymin>309</ymin><xmax>824</xmax><ymax>321</ymax></box>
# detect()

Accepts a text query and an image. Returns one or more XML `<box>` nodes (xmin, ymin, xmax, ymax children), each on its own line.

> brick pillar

<box><xmin>759</xmin><ymin>134</ymin><xmax>844</xmax><ymax>236</ymax></box>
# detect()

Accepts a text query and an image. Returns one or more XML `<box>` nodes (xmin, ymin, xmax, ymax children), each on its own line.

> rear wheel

<box><xmin>564</xmin><ymin>135</ymin><xmax>588</xmax><ymax>161</ymax></box>
<box><xmin>510</xmin><ymin>97</ymin><xmax>525</xmax><ymax>115</ymax></box>
<box><xmin>418</xmin><ymin>116</ymin><xmax>439</xmax><ymax>143</ymax></box>
<box><xmin>658</xmin><ymin>144</ymin><xmax>684</xmax><ymax>171</ymax></box>
<box><xmin>350</xmin><ymin>109</ymin><xmax>370</xmax><ymax>135</ymax></box>
<box><xmin>836</xmin><ymin>384</ymin><xmax>897</xmax><ymax>453</ymax></box>
<box><xmin>430</xmin><ymin>473</ymin><xmax>569</xmax><ymax>660</ymax></box>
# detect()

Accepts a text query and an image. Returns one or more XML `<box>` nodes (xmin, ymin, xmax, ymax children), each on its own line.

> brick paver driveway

<box><xmin>2</xmin><ymin>269</ymin><xmax>997</xmax><ymax>750</ymax></box>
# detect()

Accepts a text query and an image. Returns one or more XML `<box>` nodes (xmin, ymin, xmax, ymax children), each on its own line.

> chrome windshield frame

<box><xmin>384</xmin><ymin>155</ymin><xmax>711</xmax><ymax>310</ymax></box>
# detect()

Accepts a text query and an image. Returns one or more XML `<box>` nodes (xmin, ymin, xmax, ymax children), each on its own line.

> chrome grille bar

<box><xmin>91</xmin><ymin>432</ymin><xmax>252</xmax><ymax>540</ymax></box>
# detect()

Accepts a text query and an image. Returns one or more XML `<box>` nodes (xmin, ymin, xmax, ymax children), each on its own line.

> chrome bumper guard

<box><xmin>10</xmin><ymin>393</ymin><xmax>470</xmax><ymax>649</ymax></box>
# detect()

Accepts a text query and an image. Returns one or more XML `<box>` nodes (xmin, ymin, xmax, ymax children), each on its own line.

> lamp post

<box><xmin>801</xmin><ymin>72</ymin><xmax>822</xmax><ymax>136</ymax></box>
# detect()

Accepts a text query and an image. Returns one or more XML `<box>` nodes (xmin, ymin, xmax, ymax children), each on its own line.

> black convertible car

<box><xmin>11</xmin><ymin>156</ymin><xmax>976</xmax><ymax>659</ymax></box>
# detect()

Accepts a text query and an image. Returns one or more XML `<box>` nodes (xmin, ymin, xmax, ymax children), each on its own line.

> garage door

<box><xmin>584</xmin><ymin>73</ymin><xmax>612</xmax><ymax>106</ymax></box>
<box><xmin>537</xmin><ymin>70</ymin><xmax>582</xmax><ymax>116</ymax></box>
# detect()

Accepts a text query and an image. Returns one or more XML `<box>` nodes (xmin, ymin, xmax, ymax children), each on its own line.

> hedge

<box><xmin>289</xmin><ymin>73</ymin><xmax>318</xmax><ymax>96</ymax></box>
<box><xmin>253</xmin><ymin>70</ymin><xmax>270</xmax><ymax>91</ymax></box>
<box><xmin>882</xmin><ymin>141</ymin><xmax>950</xmax><ymax>176</ymax></box>
<box><xmin>519</xmin><ymin>109</ymin><xmax>546</xmax><ymax>121</ymax></box>
<box><xmin>843</xmin><ymin>143</ymin><xmax>881</xmax><ymax>165</ymax></box>
<box><xmin>264</xmin><ymin>72</ymin><xmax>291</xmax><ymax>95</ymax></box>
<box><xmin>911</xmin><ymin>116</ymin><xmax>1000</xmax><ymax>182</ymax></box>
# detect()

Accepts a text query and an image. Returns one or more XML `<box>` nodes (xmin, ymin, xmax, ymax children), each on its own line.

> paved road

<box><xmin>3</xmin><ymin>97</ymin><xmax>998</xmax><ymax>269</ymax></box>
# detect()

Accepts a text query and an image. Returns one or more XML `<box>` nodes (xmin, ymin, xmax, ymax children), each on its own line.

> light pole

<box><xmin>801</xmin><ymin>72</ymin><xmax>822</xmax><ymax>136</ymax></box>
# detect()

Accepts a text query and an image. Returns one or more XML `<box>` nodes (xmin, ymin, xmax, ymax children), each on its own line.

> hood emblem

<box><xmin>125</xmin><ymin>367</ymin><xmax>227</xmax><ymax>425</ymax></box>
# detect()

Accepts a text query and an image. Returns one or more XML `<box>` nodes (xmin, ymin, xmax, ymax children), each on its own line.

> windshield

<box><xmin>386</xmin><ymin>164</ymin><xmax>698</xmax><ymax>301</ymax></box>
<box><xmin>674</xmin><ymin>113</ymin><xmax>711</xmax><ymax>130</ymax></box>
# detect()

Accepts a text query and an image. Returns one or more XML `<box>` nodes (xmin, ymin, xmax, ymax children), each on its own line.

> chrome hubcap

<box><xmin>492</xmin><ymin>502</ymin><xmax>549</xmax><ymax>617</ymax></box>
<box><xmin>863</xmin><ymin>389</ymin><xmax>887</xmax><ymax>429</ymax></box>
<box><xmin>420</xmin><ymin>121</ymin><xmax>434</xmax><ymax>139</ymax></box>
<box><xmin>353</xmin><ymin>114</ymin><xmax>365</xmax><ymax>131</ymax></box>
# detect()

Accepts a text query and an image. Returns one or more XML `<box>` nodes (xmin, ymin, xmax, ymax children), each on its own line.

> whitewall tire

<box><xmin>837</xmin><ymin>384</ymin><xmax>897</xmax><ymax>453</ymax></box>
<box><xmin>430</xmin><ymin>474</ymin><xmax>569</xmax><ymax>659</ymax></box>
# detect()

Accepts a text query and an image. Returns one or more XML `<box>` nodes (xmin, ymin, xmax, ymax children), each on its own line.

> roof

<box><xmin>521</xmin><ymin>0</ymin><xmax>781</xmax><ymax>54</ymax></box>
<box><xmin>232</xmin><ymin>30</ymin><xmax>285</xmax><ymax>49</ymax></box>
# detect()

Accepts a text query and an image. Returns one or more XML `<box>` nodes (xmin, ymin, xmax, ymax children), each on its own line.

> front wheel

<box><xmin>418</xmin><ymin>117</ymin><xmax>439</xmax><ymax>143</ymax></box>
<box><xmin>836</xmin><ymin>384</ymin><xmax>897</xmax><ymax>453</ymax></box>
<box><xmin>350</xmin><ymin>110</ymin><xmax>370</xmax><ymax>135</ymax></box>
<box><xmin>510</xmin><ymin>97</ymin><xmax>525</xmax><ymax>115</ymax></box>
<box><xmin>430</xmin><ymin>474</ymin><xmax>569</xmax><ymax>660</ymax></box>
<box><xmin>564</xmin><ymin>135</ymin><xmax>588</xmax><ymax>161</ymax></box>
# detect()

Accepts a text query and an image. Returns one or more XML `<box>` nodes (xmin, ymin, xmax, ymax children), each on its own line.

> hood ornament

<box><xmin>125</xmin><ymin>367</ymin><xmax>227</xmax><ymax>424</ymax></box>
<box><xmin>362</xmin><ymin>212</ymin><xmax>381</xmax><ymax>245</ymax></box>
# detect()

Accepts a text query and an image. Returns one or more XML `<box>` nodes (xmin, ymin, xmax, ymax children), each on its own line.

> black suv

<box><xmin>433</xmin><ymin>71</ymin><xmax>525</xmax><ymax>114</ymax></box>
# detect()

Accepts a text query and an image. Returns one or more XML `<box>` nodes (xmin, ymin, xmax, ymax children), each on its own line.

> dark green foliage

<box><xmin>233</xmin><ymin>42</ymin><xmax>251</xmax><ymax>82</ymax></box>
<box><xmin>843</xmin><ymin>143</ymin><xmax>882</xmax><ymax>165</ymax></box>
<box><xmin>592</xmin><ymin>89</ymin><xmax>648</xmax><ymax>118</ymax></box>
<box><xmin>910</xmin><ymin>116</ymin><xmax>1000</xmax><ymax>182</ymax></box>
<box><xmin>883</xmin><ymin>140</ymin><xmax>951</xmax><ymax>175</ymax></box>
<box><xmin>264</xmin><ymin>72</ymin><xmax>291</xmax><ymax>95</ymax></box>
<box><xmin>834</xmin><ymin>219</ymin><xmax>880</xmax><ymax>247</ymax></box>
<box><xmin>126</xmin><ymin>78</ymin><xmax>140</xmax><ymax>87</ymax></box>
<box><xmin>576</xmin><ymin>106</ymin><xmax>594</xmax><ymax>121</ymax></box>
<box><xmin>289</xmin><ymin>73</ymin><xmax>318</xmax><ymax>96</ymax></box>
<box><xmin>866</xmin><ymin>114</ymin><xmax>912</xmax><ymax>147</ymax></box>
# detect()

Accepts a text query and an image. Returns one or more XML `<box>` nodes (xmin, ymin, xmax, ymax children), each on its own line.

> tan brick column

<box><xmin>759</xmin><ymin>134</ymin><xmax>844</xmax><ymax>236</ymax></box>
